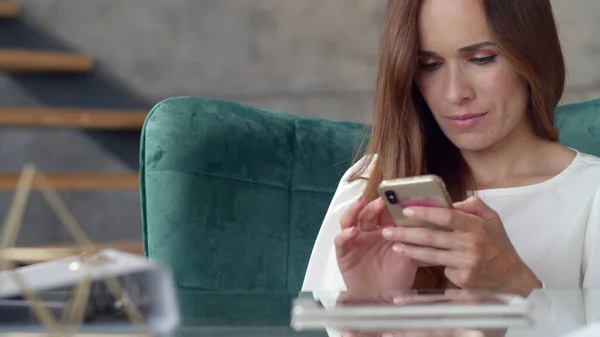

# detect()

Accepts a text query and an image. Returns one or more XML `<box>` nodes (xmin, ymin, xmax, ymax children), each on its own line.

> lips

<box><xmin>446</xmin><ymin>112</ymin><xmax>488</xmax><ymax>129</ymax></box>
<box><xmin>448</xmin><ymin>112</ymin><xmax>488</xmax><ymax>120</ymax></box>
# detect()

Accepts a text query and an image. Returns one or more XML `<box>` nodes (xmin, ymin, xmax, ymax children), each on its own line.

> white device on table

<box><xmin>0</xmin><ymin>249</ymin><xmax>180</xmax><ymax>336</ymax></box>
<box><xmin>291</xmin><ymin>290</ymin><xmax>533</xmax><ymax>331</ymax></box>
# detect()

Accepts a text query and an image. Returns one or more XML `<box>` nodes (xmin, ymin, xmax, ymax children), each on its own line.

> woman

<box><xmin>302</xmin><ymin>0</ymin><xmax>600</xmax><ymax>295</ymax></box>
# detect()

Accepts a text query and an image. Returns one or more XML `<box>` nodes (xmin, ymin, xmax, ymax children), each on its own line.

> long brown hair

<box><xmin>349</xmin><ymin>0</ymin><xmax>565</xmax><ymax>290</ymax></box>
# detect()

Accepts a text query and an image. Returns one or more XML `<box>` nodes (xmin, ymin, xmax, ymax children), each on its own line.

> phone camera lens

<box><xmin>385</xmin><ymin>191</ymin><xmax>398</xmax><ymax>204</ymax></box>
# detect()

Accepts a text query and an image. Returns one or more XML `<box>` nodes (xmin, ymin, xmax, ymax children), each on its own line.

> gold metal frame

<box><xmin>0</xmin><ymin>164</ymin><xmax>152</xmax><ymax>336</ymax></box>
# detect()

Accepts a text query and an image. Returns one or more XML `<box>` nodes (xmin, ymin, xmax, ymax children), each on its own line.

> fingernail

<box><xmin>393</xmin><ymin>244</ymin><xmax>405</xmax><ymax>254</ymax></box>
<box><xmin>402</xmin><ymin>207</ymin><xmax>415</xmax><ymax>217</ymax></box>
<box><xmin>393</xmin><ymin>296</ymin><xmax>406</xmax><ymax>305</ymax></box>
<box><xmin>345</xmin><ymin>227</ymin><xmax>356</xmax><ymax>237</ymax></box>
<box><xmin>358</xmin><ymin>195</ymin><xmax>366</xmax><ymax>204</ymax></box>
<box><xmin>382</xmin><ymin>228</ymin><xmax>393</xmax><ymax>238</ymax></box>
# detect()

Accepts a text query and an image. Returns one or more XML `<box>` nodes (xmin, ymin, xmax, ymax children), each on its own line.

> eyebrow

<box><xmin>418</xmin><ymin>41</ymin><xmax>496</xmax><ymax>56</ymax></box>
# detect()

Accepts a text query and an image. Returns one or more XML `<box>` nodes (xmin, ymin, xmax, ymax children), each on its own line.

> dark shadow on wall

<box><xmin>0</xmin><ymin>18</ymin><xmax>153</xmax><ymax>170</ymax></box>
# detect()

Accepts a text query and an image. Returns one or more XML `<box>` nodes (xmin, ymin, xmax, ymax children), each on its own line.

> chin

<box><xmin>447</xmin><ymin>135</ymin><xmax>495</xmax><ymax>153</ymax></box>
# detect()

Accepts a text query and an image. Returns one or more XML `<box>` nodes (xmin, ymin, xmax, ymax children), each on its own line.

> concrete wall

<box><xmin>1</xmin><ymin>0</ymin><xmax>598</xmax><ymax>246</ymax></box>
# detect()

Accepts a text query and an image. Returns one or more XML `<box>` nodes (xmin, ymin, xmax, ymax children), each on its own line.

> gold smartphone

<box><xmin>378</xmin><ymin>175</ymin><xmax>453</xmax><ymax>232</ymax></box>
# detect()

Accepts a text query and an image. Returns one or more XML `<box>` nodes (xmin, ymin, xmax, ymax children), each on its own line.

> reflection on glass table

<box><xmin>1</xmin><ymin>287</ymin><xmax>599</xmax><ymax>337</ymax></box>
<box><xmin>293</xmin><ymin>289</ymin><xmax>531</xmax><ymax>332</ymax></box>
<box><xmin>174</xmin><ymin>288</ymin><xmax>600</xmax><ymax>337</ymax></box>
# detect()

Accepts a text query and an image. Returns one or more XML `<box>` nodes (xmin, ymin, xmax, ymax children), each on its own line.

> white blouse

<box><xmin>302</xmin><ymin>149</ymin><xmax>600</xmax><ymax>292</ymax></box>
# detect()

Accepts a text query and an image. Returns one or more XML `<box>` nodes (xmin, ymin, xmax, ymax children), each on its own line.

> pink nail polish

<box><xmin>382</xmin><ymin>228</ymin><xmax>393</xmax><ymax>238</ymax></box>
<box><xmin>402</xmin><ymin>208</ymin><xmax>415</xmax><ymax>217</ymax></box>
<box><xmin>393</xmin><ymin>296</ymin><xmax>406</xmax><ymax>305</ymax></box>
<box><xmin>393</xmin><ymin>244</ymin><xmax>405</xmax><ymax>254</ymax></box>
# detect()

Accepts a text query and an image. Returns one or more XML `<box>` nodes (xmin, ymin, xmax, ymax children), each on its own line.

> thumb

<box><xmin>453</xmin><ymin>196</ymin><xmax>499</xmax><ymax>222</ymax></box>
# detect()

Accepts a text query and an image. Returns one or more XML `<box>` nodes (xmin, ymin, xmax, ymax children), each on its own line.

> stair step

<box><xmin>0</xmin><ymin>107</ymin><xmax>148</xmax><ymax>129</ymax></box>
<box><xmin>2</xmin><ymin>241</ymin><xmax>144</xmax><ymax>265</ymax></box>
<box><xmin>0</xmin><ymin>173</ymin><xmax>139</xmax><ymax>190</ymax></box>
<box><xmin>5</xmin><ymin>241</ymin><xmax>144</xmax><ymax>263</ymax></box>
<box><xmin>0</xmin><ymin>1</ymin><xmax>19</xmax><ymax>18</ymax></box>
<box><xmin>0</xmin><ymin>48</ymin><xmax>93</xmax><ymax>72</ymax></box>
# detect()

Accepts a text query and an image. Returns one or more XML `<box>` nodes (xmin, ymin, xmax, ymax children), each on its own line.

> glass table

<box><xmin>174</xmin><ymin>289</ymin><xmax>600</xmax><ymax>337</ymax></box>
<box><xmin>1</xmin><ymin>288</ymin><xmax>599</xmax><ymax>336</ymax></box>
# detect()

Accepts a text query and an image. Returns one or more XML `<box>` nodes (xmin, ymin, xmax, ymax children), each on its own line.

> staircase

<box><xmin>0</xmin><ymin>1</ymin><xmax>18</xmax><ymax>18</ymax></box>
<box><xmin>0</xmin><ymin>1</ymin><xmax>145</xmax><ymax>262</ymax></box>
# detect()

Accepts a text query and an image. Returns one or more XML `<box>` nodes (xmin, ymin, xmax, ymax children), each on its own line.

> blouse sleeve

<box><xmin>301</xmin><ymin>156</ymin><xmax>372</xmax><ymax>293</ymax></box>
<box><xmin>583</xmin><ymin>186</ymin><xmax>600</xmax><ymax>288</ymax></box>
<box><xmin>583</xmin><ymin>187</ymin><xmax>600</xmax><ymax>323</ymax></box>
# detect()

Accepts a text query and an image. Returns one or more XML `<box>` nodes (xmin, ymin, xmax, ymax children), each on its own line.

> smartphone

<box><xmin>378</xmin><ymin>174</ymin><xmax>452</xmax><ymax>232</ymax></box>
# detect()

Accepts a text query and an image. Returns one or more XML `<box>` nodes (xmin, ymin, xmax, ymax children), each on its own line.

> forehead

<box><xmin>417</xmin><ymin>0</ymin><xmax>494</xmax><ymax>51</ymax></box>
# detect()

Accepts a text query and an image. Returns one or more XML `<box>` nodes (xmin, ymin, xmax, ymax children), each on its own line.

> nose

<box><xmin>444</xmin><ymin>65</ymin><xmax>475</xmax><ymax>105</ymax></box>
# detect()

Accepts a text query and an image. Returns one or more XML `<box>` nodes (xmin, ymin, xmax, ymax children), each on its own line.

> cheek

<box><xmin>481</xmin><ymin>62</ymin><xmax>528</xmax><ymax>103</ymax></box>
<box><xmin>493</xmin><ymin>72</ymin><xmax>528</xmax><ymax>121</ymax></box>
<box><xmin>415</xmin><ymin>75</ymin><xmax>444</xmax><ymax>112</ymax></box>
<box><xmin>507</xmin><ymin>76</ymin><xmax>529</xmax><ymax>112</ymax></box>
<box><xmin>415</xmin><ymin>76</ymin><xmax>433</xmax><ymax>96</ymax></box>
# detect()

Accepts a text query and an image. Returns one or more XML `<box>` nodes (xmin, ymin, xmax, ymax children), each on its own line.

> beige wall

<box><xmin>1</xmin><ymin>0</ymin><xmax>597</xmax><ymax>245</ymax></box>
<box><xmin>552</xmin><ymin>0</ymin><xmax>600</xmax><ymax>103</ymax></box>
<box><xmin>9</xmin><ymin>0</ymin><xmax>599</xmax><ymax>123</ymax></box>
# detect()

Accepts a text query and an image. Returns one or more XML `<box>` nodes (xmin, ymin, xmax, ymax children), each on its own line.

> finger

<box><xmin>381</xmin><ymin>227</ymin><xmax>460</xmax><ymax>250</ymax></box>
<box><xmin>380</xmin><ymin>332</ymin><xmax>407</xmax><ymax>337</ymax></box>
<box><xmin>378</xmin><ymin>203</ymin><xmax>396</xmax><ymax>228</ymax></box>
<box><xmin>357</xmin><ymin>198</ymin><xmax>386</xmax><ymax>231</ymax></box>
<box><xmin>454</xmin><ymin>196</ymin><xmax>499</xmax><ymax>222</ymax></box>
<box><xmin>334</xmin><ymin>227</ymin><xmax>360</xmax><ymax>257</ymax></box>
<box><xmin>402</xmin><ymin>207</ymin><xmax>477</xmax><ymax>232</ymax></box>
<box><xmin>337</xmin><ymin>290</ymin><xmax>413</xmax><ymax>306</ymax></box>
<box><xmin>395</xmin><ymin>244</ymin><xmax>463</xmax><ymax>268</ymax></box>
<box><xmin>339</xmin><ymin>330</ymin><xmax>359</xmax><ymax>337</ymax></box>
<box><xmin>382</xmin><ymin>331</ymin><xmax>445</xmax><ymax>337</ymax></box>
<box><xmin>341</xmin><ymin>331</ymin><xmax>382</xmax><ymax>337</ymax></box>
<box><xmin>340</xmin><ymin>195</ymin><xmax>368</xmax><ymax>229</ymax></box>
<box><xmin>452</xmin><ymin>200</ymin><xmax>467</xmax><ymax>209</ymax></box>
<box><xmin>393</xmin><ymin>293</ymin><xmax>449</xmax><ymax>306</ymax></box>
<box><xmin>445</xmin><ymin>290</ymin><xmax>491</xmax><ymax>304</ymax></box>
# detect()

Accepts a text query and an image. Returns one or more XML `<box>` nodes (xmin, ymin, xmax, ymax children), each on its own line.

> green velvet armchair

<box><xmin>140</xmin><ymin>96</ymin><xmax>600</xmax><ymax>292</ymax></box>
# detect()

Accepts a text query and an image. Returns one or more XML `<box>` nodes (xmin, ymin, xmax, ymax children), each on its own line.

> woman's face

<box><xmin>414</xmin><ymin>0</ymin><xmax>531</xmax><ymax>153</ymax></box>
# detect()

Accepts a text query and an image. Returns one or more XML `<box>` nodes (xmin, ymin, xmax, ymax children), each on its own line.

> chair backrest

<box><xmin>555</xmin><ymin>98</ymin><xmax>600</xmax><ymax>157</ymax></box>
<box><xmin>140</xmin><ymin>97</ymin><xmax>365</xmax><ymax>291</ymax></box>
<box><xmin>140</xmin><ymin>96</ymin><xmax>600</xmax><ymax>292</ymax></box>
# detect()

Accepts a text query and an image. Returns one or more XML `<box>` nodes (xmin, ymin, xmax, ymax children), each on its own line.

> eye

<box><xmin>469</xmin><ymin>55</ymin><xmax>497</xmax><ymax>66</ymax></box>
<box><xmin>419</xmin><ymin>61</ymin><xmax>442</xmax><ymax>71</ymax></box>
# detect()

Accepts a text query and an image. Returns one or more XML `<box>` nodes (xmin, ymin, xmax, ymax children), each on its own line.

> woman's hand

<box><xmin>381</xmin><ymin>196</ymin><xmax>541</xmax><ymax>293</ymax></box>
<box><xmin>335</xmin><ymin>196</ymin><xmax>418</xmax><ymax>296</ymax></box>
